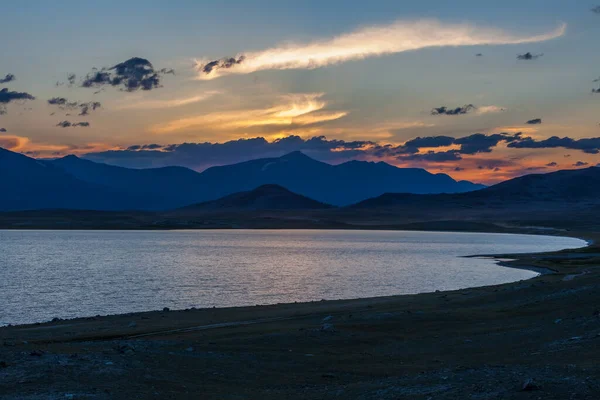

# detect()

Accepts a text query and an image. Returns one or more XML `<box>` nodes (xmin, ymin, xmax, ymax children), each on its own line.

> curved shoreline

<box><xmin>0</xmin><ymin>230</ymin><xmax>587</xmax><ymax>328</ymax></box>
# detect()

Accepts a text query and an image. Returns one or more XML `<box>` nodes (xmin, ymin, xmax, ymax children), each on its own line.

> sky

<box><xmin>1</xmin><ymin>0</ymin><xmax>600</xmax><ymax>184</ymax></box>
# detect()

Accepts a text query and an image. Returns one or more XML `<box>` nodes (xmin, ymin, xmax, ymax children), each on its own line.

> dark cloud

<box><xmin>0</xmin><ymin>128</ymin><xmax>6</xmax><ymax>133</ymax></box>
<box><xmin>546</xmin><ymin>162</ymin><xmax>558</xmax><ymax>167</ymax></box>
<box><xmin>431</xmin><ymin>104</ymin><xmax>476</xmax><ymax>116</ymax></box>
<box><xmin>404</xmin><ymin>136</ymin><xmax>454</xmax><ymax>149</ymax></box>
<box><xmin>0</xmin><ymin>74</ymin><xmax>15</xmax><ymax>84</ymax></box>
<box><xmin>517</xmin><ymin>52</ymin><xmax>543</xmax><ymax>60</ymax></box>
<box><xmin>475</xmin><ymin>53</ymin><xmax>483</xmax><ymax>57</ymax></box>
<box><xmin>454</xmin><ymin>167</ymin><xmax>465</xmax><ymax>171</ymax></box>
<box><xmin>198</xmin><ymin>56</ymin><xmax>246</xmax><ymax>75</ymax></box>
<box><xmin>526</xmin><ymin>118</ymin><xmax>542</xmax><ymax>125</ymax></box>
<box><xmin>508</xmin><ymin>136</ymin><xmax>600</xmax><ymax>154</ymax></box>
<box><xmin>0</xmin><ymin>88</ymin><xmax>36</xmax><ymax>114</ymax></box>
<box><xmin>78</xmin><ymin>101</ymin><xmax>102</xmax><ymax>116</ymax></box>
<box><xmin>455</xmin><ymin>133</ymin><xmax>518</xmax><ymax>154</ymax></box>
<box><xmin>56</xmin><ymin>121</ymin><xmax>90</xmax><ymax>128</ymax></box>
<box><xmin>81</xmin><ymin>57</ymin><xmax>174</xmax><ymax>92</ymax></box>
<box><xmin>81</xmin><ymin>132</ymin><xmax>591</xmax><ymax>171</ymax></box>
<box><xmin>573</xmin><ymin>161</ymin><xmax>589</xmax><ymax>167</ymax></box>
<box><xmin>47</xmin><ymin>97</ymin><xmax>101</xmax><ymax>115</ymax></box>
<box><xmin>592</xmin><ymin>6</ymin><xmax>600</xmax><ymax>13</ymax></box>
<box><xmin>403</xmin><ymin>150</ymin><xmax>462</xmax><ymax>162</ymax></box>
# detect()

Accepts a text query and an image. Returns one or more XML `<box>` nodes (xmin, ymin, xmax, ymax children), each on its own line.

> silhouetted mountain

<box><xmin>0</xmin><ymin>148</ymin><xmax>145</xmax><ymax>211</ymax></box>
<box><xmin>0</xmin><ymin>147</ymin><xmax>485</xmax><ymax>211</ymax></box>
<box><xmin>195</xmin><ymin>151</ymin><xmax>485</xmax><ymax>206</ymax></box>
<box><xmin>180</xmin><ymin>184</ymin><xmax>333</xmax><ymax>211</ymax></box>
<box><xmin>351</xmin><ymin>167</ymin><xmax>600</xmax><ymax>209</ymax></box>
<box><xmin>47</xmin><ymin>155</ymin><xmax>207</xmax><ymax>209</ymax></box>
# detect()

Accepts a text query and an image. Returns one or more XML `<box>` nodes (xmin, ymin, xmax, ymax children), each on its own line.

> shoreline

<box><xmin>0</xmin><ymin>230</ymin><xmax>588</xmax><ymax>328</ymax></box>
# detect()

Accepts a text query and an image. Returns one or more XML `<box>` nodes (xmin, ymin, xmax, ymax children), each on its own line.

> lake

<box><xmin>0</xmin><ymin>230</ymin><xmax>586</xmax><ymax>326</ymax></box>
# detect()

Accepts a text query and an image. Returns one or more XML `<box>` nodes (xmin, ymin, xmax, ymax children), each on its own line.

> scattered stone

<box><xmin>521</xmin><ymin>378</ymin><xmax>541</xmax><ymax>391</ymax></box>
<box><xmin>127</xmin><ymin>321</ymin><xmax>137</xmax><ymax>328</ymax></box>
<box><xmin>322</xmin><ymin>315</ymin><xmax>333</xmax><ymax>322</ymax></box>
<box><xmin>569</xmin><ymin>336</ymin><xmax>583</xmax><ymax>341</ymax></box>
<box><xmin>117</xmin><ymin>344</ymin><xmax>135</xmax><ymax>355</ymax></box>
<box><xmin>185</xmin><ymin>347</ymin><xmax>194</xmax><ymax>352</ymax></box>
<box><xmin>51</xmin><ymin>317</ymin><xmax>62</xmax><ymax>322</ymax></box>
<box><xmin>30</xmin><ymin>350</ymin><xmax>45</xmax><ymax>357</ymax></box>
<box><xmin>321</xmin><ymin>323</ymin><xmax>335</xmax><ymax>332</ymax></box>
<box><xmin>554</xmin><ymin>319</ymin><xmax>562</xmax><ymax>324</ymax></box>
<box><xmin>322</xmin><ymin>373</ymin><xmax>337</xmax><ymax>379</ymax></box>
<box><xmin>163</xmin><ymin>307</ymin><xmax>170</xmax><ymax>312</ymax></box>
<box><xmin>105</xmin><ymin>361</ymin><xmax>114</xmax><ymax>366</ymax></box>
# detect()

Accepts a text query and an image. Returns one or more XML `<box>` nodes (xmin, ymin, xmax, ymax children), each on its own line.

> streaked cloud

<box><xmin>151</xmin><ymin>93</ymin><xmax>348</xmax><ymax>134</ymax></box>
<box><xmin>118</xmin><ymin>91</ymin><xmax>220</xmax><ymax>110</ymax></box>
<box><xmin>194</xmin><ymin>19</ymin><xmax>566</xmax><ymax>79</ymax></box>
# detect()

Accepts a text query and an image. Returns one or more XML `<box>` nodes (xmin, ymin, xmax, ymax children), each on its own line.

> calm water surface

<box><xmin>0</xmin><ymin>230</ymin><xmax>585</xmax><ymax>325</ymax></box>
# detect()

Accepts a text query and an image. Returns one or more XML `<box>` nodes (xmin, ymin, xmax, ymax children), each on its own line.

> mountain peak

<box><xmin>181</xmin><ymin>184</ymin><xmax>333</xmax><ymax>211</ymax></box>
<box><xmin>279</xmin><ymin>151</ymin><xmax>313</xmax><ymax>161</ymax></box>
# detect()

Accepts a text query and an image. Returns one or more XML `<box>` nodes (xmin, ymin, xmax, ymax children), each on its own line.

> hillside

<box><xmin>179</xmin><ymin>184</ymin><xmax>333</xmax><ymax>211</ymax></box>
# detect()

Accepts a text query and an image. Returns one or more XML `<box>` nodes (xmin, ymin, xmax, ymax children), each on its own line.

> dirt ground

<box><xmin>1</xmin><ymin>235</ymin><xmax>600</xmax><ymax>399</ymax></box>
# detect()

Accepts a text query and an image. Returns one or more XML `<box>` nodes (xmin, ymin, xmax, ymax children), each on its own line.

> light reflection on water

<box><xmin>0</xmin><ymin>229</ymin><xmax>585</xmax><ymax>325</ymax></box>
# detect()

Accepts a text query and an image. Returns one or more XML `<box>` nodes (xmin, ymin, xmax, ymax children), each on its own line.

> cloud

<box><xmin>0</xmin><ymin>88</ymin><xmax>35</xmax><ymax>114</ymax></box>
<box><xmin>118</xmin><ymin>91</ymin><xmax>219</xmax><ymax>110</ymax></box>
<box><xmin>151</xmin><ymin>93</ymin><xmax>347</xmax><ymax>134</ymax></box>
<box><xmin>56</xmin><ymin>121</ymin><xmax>90</xmax><ymax>128</ymax></box>
<box><xmin>592</xmin><ymin>6</ymin><xmax>600</xmax><ymax>14</ymax></box>
<box><xmin>455</xmin><ymin>133</ymin><xmax>518</xmax><ymax>154</ymax></box>
<box><xmin>0</xmin><ymin>128</ymin><xmax>6</xmax><ymax>132</ymax></box>
<box><xmin>78</xmin><ymin>102</ymin><xmax>102</xmax><ymax>116</ymax></box>
<box><xmin>526</xmin><ymin>118</ymin><xmax>542</xmax><ymax>125</ymax></box>
<box><xmin>83</xmin><ymin>132</ymin><xmax>525</xmax><ymax>171</ymax></box>
<box><xmin>507</xmin><ymin>136</ymin><xmax>600</xmax><ymax>154</ymax></box>
<box><xmin>0</xmin><ymin>74</ymin><xmax>15</xmax><ymax>84</ymax></box>
<box><xmin>403</xmin><ymin>150</ymin><xmax>462</xmax><ymax>162</ymax></box>
<box><xmin>194</xmin><ymin>19</ymin><xmax>566</xmax><ymax>79</ymax></box>
<box><xmin>431</xmin><ymin>104</ymin><xmax>476</xmax><ymax>116</ymax></box>
<box><xmin>81</xmin><ymin>57</ymin><xmax>174</xmax><ymax>92</ymax></box>
<box><xmin>546</xmin><ymin>162</ymin><xmax>558</xmax><ymax>167</ymax></box>
<box><xmin>0</xmin><ymin>135</ymin><xmax>29</xmax><ymax>151</ymax></box>
<box><xmin>517</xmin><ymin>52</ymin><xmax>543</xmax><ymax>60</ymax></box>
<box><xmin>47</xmin><ymin>97</ymin><xmax>101</xmax><ymax>116</ymax></box>
<box><xmin>573</xmin><ymin>161</ymin><xmax>589</xmax><ymax>167</ymax></box>
<box><xmin>404</xmin><ymin>136</ymin><xmax>455</xmax><ymax>149</ymax></box>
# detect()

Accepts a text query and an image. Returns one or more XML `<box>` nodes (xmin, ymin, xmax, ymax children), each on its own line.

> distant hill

<box><xmin>46</xmin><ymin>155</ymin><xmax>208</xmax><ymax>209</ymax></box>
<box><xmin>195</xmin><ymin>151</ymin><xmax>485</xmax><ymax>206</ymax></box>
<box><xmin>351</xmin><ymin>167</ymin><xmax>600</xmax><ymax>210</ymax></box>
<box><xmin>0</xmin><ymin>147</ymin><xmax>143</xmax><ymax>211</ymax></box>
<box><xmin>0</xmin><ymin>147</ymin><xmax>485</xmax><ymax>211</ymax></box>
<box><xmin>180</xmin><ymin>184</ymin><xmax>333</xmax><ymax>211</ymax></box>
